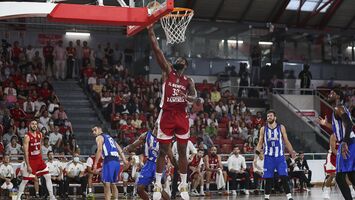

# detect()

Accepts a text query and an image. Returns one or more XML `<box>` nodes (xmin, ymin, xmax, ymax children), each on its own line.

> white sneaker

<box><xmin>190</xmin><ymin>189</ymin><xmax>199</xmax><ymax>196</ymax></box>
<box><xmin>178</xmin><ymin>183</ymin><xmax>189</xmax><ymax>200</ymax></box>
<box><xmin>199</xmin><ymin>190</ymin><xmax>205</xmax><ymax>196</ymax></box>
<box><xmin>153</xmin><ymin>184</ymin><xmax>162</xmax><ymax>200</ymax></box>
<box><xmin>232</xmin><ymin>190</ymin><xmax>237</xmax><ymax>196</ymax></box>
<box><xmin>164</xmin><ymin>185</ymin><xmax>171</xmax><ymax>197</ymax></box>
<box><xmin>245</xmin><ymin>190</ymin><xmax>249</xmax><ymax>195</ymax></box>
<box><xmin>50</xmin><ymin>195</ymin><xmax>57</xmax><ymax>200</ymax></box>
<box><xmin>323</xmin><ymin>188</ymin><xmax>330</xmax><ymax>199</ymax></box>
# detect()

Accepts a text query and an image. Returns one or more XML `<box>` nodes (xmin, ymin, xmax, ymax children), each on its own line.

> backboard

<box><xmin>126</xmin><ymin>0</ymin><xmax>174</xmax><ymax>36</ymax></box>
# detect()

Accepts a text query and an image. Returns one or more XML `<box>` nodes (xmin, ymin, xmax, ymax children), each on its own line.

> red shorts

<box><xmin>23</xmin><ymin>157</ymin><xmax>49</xmax><ymax>180</ymax></box>
<box><xmin>157</xmin><ymin>109</ymin><xmax>189</xmax><ymax>143</ymax></box>
<box><xmin>324</xmin><ymin>152</ymin><xmax>336</xmax><ymax>174</ymax></box>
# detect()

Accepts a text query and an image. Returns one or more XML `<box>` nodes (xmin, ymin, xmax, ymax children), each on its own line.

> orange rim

<box><xmin>165</xmin><ymin>7</ymin><xmax>194</xmax><ymax>17</ymax></box>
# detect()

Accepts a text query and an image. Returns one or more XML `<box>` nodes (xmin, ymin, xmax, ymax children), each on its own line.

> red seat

<box><xmin>220</xmin><ymin>144</ymin><xmax>233</xmax><ymax>154</ymax></box>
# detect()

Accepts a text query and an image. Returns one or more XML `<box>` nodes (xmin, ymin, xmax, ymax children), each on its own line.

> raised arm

<box><xmin>147</xmin><ymin>26</ymin><xmax>172</xmax><ymax>74</ymax></box>
<box><xmin>281</xmin><ymin>125</ymin><xmax>296</xmax><ymax>157</ymax></box>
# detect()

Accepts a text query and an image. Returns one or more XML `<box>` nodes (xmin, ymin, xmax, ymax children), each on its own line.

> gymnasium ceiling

<box><xmin>1</xmin><ymin>0</ymin><xmax>355</xmax><ymax>40</ymax></box>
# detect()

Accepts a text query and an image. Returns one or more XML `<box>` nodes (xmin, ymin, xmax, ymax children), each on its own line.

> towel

<box><xmin>215</xmin><ymin>168</ymin><xmax>225</xmax><ymax>190</ymax></box>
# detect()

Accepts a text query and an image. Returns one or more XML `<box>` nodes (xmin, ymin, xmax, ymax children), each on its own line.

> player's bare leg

<box><xmin>111</xmin><ymin>184</ymin><xmax>118</xmax><ymax>200</ymax></box>
<box><xmin>153</xmin><ymin>143</ymin><xmax>169</xmax><ymax>200</ymax></box>
<box><xmin>103</xmin><ymin>182</ymin><xmax>111</xmax><ymax>200</ymax></box>
<box><xmin>177</xmin><ymin>141</ymin><xmax>189</xmax><ymax>200</ymax></box>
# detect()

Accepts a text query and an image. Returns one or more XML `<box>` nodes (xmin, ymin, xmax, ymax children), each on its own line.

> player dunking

<box><xmin>92</xmin><ymin>125</ymin><xmax>128</xmax><ymax>200</ymax></box>
<box><xmin>256</xmin><ymin>110</ymin><xmax>295</xmax><ymax>200</ymax></box>
<box><xmin>17</xmin><ymin>120</ymin><xmax>56</xmax><ymax>200</ymax></box>
<box><xmin>147</xmin><ymin>25</ymin><xmax>197</xmax><ymax>200</ymax></box>
<box><xmin>317</xmin><ymin>89</ymin><xmax>355</xmax><ymax>200</ymax></box>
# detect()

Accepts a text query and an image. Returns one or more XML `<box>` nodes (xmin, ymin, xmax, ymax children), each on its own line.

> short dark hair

<box><xmin>333</xmin><ymin>88</ymin><xmax>345</xmax><ymax>102</ymax></box>
<box><xmin>47</xmin><ymin>151</ymin><xmax>53</xmax><ymax>156</ymax></box>
<box><xmin>91</xmin><ymin>124</ymin><xmax>102</xmax><ymax>129</ymax></box>
<box><xmin>267</xmin><ymin>110</ymin><xmax>276</xmax><ymax>116</ymax></box>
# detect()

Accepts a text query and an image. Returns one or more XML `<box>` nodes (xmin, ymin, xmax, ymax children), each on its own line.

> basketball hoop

<box><xmin>160</xmin><ymin>7</ymin><xmax>194</xmax><ymax>44</ymax></box>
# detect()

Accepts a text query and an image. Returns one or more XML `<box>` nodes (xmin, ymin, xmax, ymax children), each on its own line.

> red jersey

<box><xmin>208</xmin><ymin>155</ymin><xmax>219</xmax><ymax>170</ymax></box>
<box><xmin>27</xmin><ymin>131</ymin><xmax>42</xmax><ymax>160</ymax></box>
<box><xmin>160</xmin><ymin>70</ymin><xmax>190</xmax><ymax>112</ymax></box>
<box><xmin>190</xmin><ymin>155</ymin><xmax>203</xmax><ymax>168</ymax></box>
<box><xmin>43</xmin><ymin>46</ymin><xmax>54</xmax><ymax>58</ymax></box>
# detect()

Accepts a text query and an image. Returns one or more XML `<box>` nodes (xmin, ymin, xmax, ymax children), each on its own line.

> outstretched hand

<box><xmin>316</xmin><ymin>115</ymin><xmax>328</xmax><ymax>126</ymax></box>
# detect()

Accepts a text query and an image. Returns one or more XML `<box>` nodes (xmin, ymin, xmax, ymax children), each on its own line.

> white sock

<box><xmin>286</xmin><ymin>193</ymin><xmax>292</xmax><ymax>199</ymax></box>
<box><xmin>155</xmin><ymin>173</ymin><xmax>162</xmax><ymax>187</ymax></box>
<box><xmin>180</xmin><ymin>173</ymin><xmax>187</xmax><ymax>185</ymax></box>
<box><xmin>200</xmin><ymin>185</ymin><xmax>204</xmax><ymax>193</ymax></box>
<box><xmin>44</xmin><ymin>174</ymin><xmax>54</xmax><ymax>197</ymax></box>
<box><xmin>206</xmin><ymin>183</ymin><xmax>210</xmax><ymax>190</ymax></box>
<box><xmin>17</xmin><ymin>180</ymin><xmax>28</xmax><ymax>200</ymax></box>
<box><xmin>88</xmin><ymin>188</ymin><xmax>92</xmax><ymax>193</ymax></box>
<box><xmin>123</xmin><ymin>186</ymin><xmax>127</xmax><ymax>193</ymax></box>
<box><xmin>265</xmin><ymin>194</ymin><xmax>270</xmax><ymax>199</ymax></box>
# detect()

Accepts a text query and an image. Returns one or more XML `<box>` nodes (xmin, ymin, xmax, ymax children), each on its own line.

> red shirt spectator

<box><xmin>83</xmin><ymin>66</ymin><xmax>94</xmax><ymax>78</ymax></box>
<box><xmin>11</xmin><ymin>41</ymin><xmax>22</xmax><ymax>62</ymax></box>
<box><xmin>252</xmin><ymin>112</ymin><xmax>265</xmax><ymax>127</ymax></box>
<box><xmin>10</xmin><ymin>103</ymin><xmax>27</xmax><ymax>121</ymax></box>
<box><xmin>43</xmin><ymin>41</ymin><xmax>54</xmax><ymax>58</ymax></box>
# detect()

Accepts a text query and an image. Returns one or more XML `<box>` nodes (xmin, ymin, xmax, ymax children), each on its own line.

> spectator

<box><xmin>0</xmin><ymin>155</ymin><xmax>17</xmax><ymax>191</ymax></box>
<box><xmin>23</xmin><ymin>97</ymin><xmax>35</xmax><ymax>115</ymax></box>
<box><xmin>298</xmin><ymin>64</ymin><xmax>312</xmax><ymax>94</ymax></box>
<box><xmin>6</xmin><ymin>136</ymin><xmax>22</xmax><ymax>158</ymax></box>
<box><xmin>204</xmin><ymin>146</ymin><xmax>227</xmax><ymax>193</ymax></box>
<box><xmin>4</xmin><ymin>81</ymin><xmax>17</xmax><ymax>96</ymax></box>
<box><xmin>10</xmin><ymin>103</ymin><xmax>27</xmax><ymax>121</ymax></box>
<box><xmin>238</xmin><ymin>63</ymin><xmax>250</xmax><ymax>97</ymax></box>
<box><xmin>227</xmin><ymin>146</ymin><xmax>250</xmax><ymax>195</ymax></box>
<box><xmin>54</xmin><ymin>40</ymin><xmax>67</xmax><ymax>80</ymax></box>
<box><xmin>25</xmin><ymin>44</ymin><xmax>35</xmax><ymax>62</ymax></box>
<box><xmin>48</xmin><ymin>98</ymin><xmax>60</xmax><ymax>114</ymax></box>
<box><xmin>131</xmin><ymin>112</ymin><xmax>142</xmax><ymax>129</ymax></box>
<box><xmin>82</xmin><ymin>41</ymin><xmax>91</xmax><ymax>67</ymax></box>
<box><xmin>74</xmin><ymin>40</ymin><xmax>82</xmax><ymax>78</ymax></box>
<box><xmin>10</xmin><ymin>41</ymin><xmax>22</xmax><ymax>65</ymax></box>
<box><xmin>43</xmin><ymin>41</ymin><xmax>54</xmax><ymax>77</ymax></box>
<box><xmin>3</xmin><ymin>128</ymin><xmax>17</xmax><ymax>146</ymax></box>
<box><xmin>253</xmin><ymin>151</ymin><xmax>264</xmax><ymax>192</ymax></box>
<box><xmin>32</xmin><ymin>51</ymin><xmax>42</xmax><ymax>68</ymax></box>
<box><xmin>286</xmin><ymin>153</ymin><xmax>312</xmax><ymax>190</ymax></box>
<box><xmin>298</xmin><ymin>152</ymin><xmax>313</xmax><ymax>187</ymax></box>
<box><xmin>66</xmin><ymin>41</ymin><xmax>76</xmax><ymax>79</ymax></box>
<box><xmin>210</xmin><ymin>86</ymin><xmax>221</xmax><ymax>103</ymax></box>
<box><xmin>64</xmin><ymin>153</ymin><xmax>87</xmax><ymax>198</ymax></box>
<box><xmin>26</xmin><ymin>70</ymin><xmax>38</xmax><ymax>85</ymax></box>
<box><xmin>39</xmin><ymin>110</ymin><xmax>51</xmax><ymax>131</ymax></box>
<box><xmin>17</xmin><ymin>120</ymin><xmax>28</xmax><ymax>141</ymax></box>
<box><xmin>52</xmin><ymin>106</ymin><xmax>68</xmax><ymax>125</ymax></box>
<box><xmin>49</xmin><ymin>126</ymin><xmax>63</xmax><ymax>150</ymax></box>
<box><xmin>95</xmin><ymin>44</ymin><xmax>105</xmax><ymax>69</ymax></box>
<box><xmin>41</xmin><ymin>137</ymin><xmax>52</xmax><ymax>157</ymax></box>
<box><xmin>42</xmin><ymin>151</ymin><xmax>65</xmax><ymax>198</ymax></box>
<box><xmin>85</xmin><ymin>151</ymin><xmax>103</xmax><ymax>197</ymax></box>
<box><xmin>192</xmin><ymin>98</ymin><xmax>204</xmax><ymax>113</ymax></box>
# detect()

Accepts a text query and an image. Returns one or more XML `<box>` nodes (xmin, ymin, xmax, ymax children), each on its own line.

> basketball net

<box><xmin>160</xmin><ymin>8</ymin><xmax>194</xmax><ymax>44</ymax></box>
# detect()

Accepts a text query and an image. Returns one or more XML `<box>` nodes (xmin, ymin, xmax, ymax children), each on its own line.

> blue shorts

<box><xmin>263</xmin><ymin>155</ymin><xmax>288</xmax><ymax>178</ymax></box>
<box><xmin>101</xmin><ymin>157</ymin><xmax>120</xmax><ymax>183</ymax></box>
<box><xmin>137</xmin><ymin>160</ymin><xmax>156</xmax><ymax>186</ymax></box>
<box><xmin>336</xmin><ymin>139</ymin><xmax>355</xmax><ymax>173</ymax></box>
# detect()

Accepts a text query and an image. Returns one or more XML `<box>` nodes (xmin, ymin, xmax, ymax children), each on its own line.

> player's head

<box><xmin>328</xmin><ymin>88</ymin><xmax>344</xmax><ymax>105</ymax></box>
<box><xmin>91</xmin><ymin>124</ymin><xmax>103</xmax><ymax>136</ymax></box>
<box><xmin>172</xmin><ymin>57</ymin><xmax>188</xmax><ymax>72</ymax></box>
<box><xmin>197</xmin><ymin>149</ymin><xmax>205</xmax><ymax>158</ymax></box>
<box><xmin>266</xmin><ymin>110</ymin><xmax>277</xmax><ymax>124</ymax></box>
<box><xmin>299</xmin><ymin>151</ymin><xmax>304</xmax><ymax>159</ymax></box>
<box><xmin>29</xmin><ymin>120</ymin><xmax>38</xmax><ymax>131</ymax></box>
<box><xmin>210</xmin><ymin>146</ymin><xmax>217</xmax><ymax>156</ymax></box>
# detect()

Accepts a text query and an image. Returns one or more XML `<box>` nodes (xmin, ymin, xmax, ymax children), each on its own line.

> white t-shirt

<box><xmin>54</xmin><ymin>46</ymin><xmax>66</xmax><ymax>61</ymax></box>
<box><xmin>172</xmin><ymin>140</ymin><xmax>197</xmax><ymax>160</ymax></box>
<box><xmin>17</xmin><ymin>127</ymin><xmax>28</xmax><ymax>139</ymax></box>
<box><xmin>86</xmin><ymin>157</ymin><xmax>94</xmax><ymax>168</ymax></box>
<box><xmin>66</xmin><ymin>162</ymin><xmax>85</xmax><ymax>177</ymax></box>
<box><xmin>0</xmin><ymin>164</ymin><xmax>15</xmax><ymax>178</ymax></box>
<box><xmin>253</xmin><ymin>156</ymin><xmax>264</xmax><ymax>173</ymax></box>
<box><xmin>6</xmin><ymin>143</ymin><xmax>22</xmax><ymax>155</ymax></box>
<box><xmin>227</xmin><ymin>154</ymin><xmax>246</xmax><ymax>171</ymax></box>
<box><xmin>41</xmin><ymin>144</ymin><xmax>52</xmax><ymax>157</ymax></box>
<box><xmin>49</xmin><ymin>132</ymin><xmax>62</xmax><ymax>146</ymax></box>
<box><xmin>34</xmin><ymin>100</ymin><xmax>46</xmax><ymax>111</ymax></box>
<box><xmin>46</xmin><ymin>160</ymin><xmax>62</xmax><ymax>176</ymax></box>
<box><xmin>88</xmin><ymin>77</ymin><xmax>97</xmax><ymax>85</ymax></box>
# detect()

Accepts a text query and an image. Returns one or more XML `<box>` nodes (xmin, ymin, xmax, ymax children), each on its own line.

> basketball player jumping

<box><xmin>317</xmin><ymin>89</ymin><xmax>355</xmax><ymax>200</ymax></box>
<box><xmin>92</xmin><ymin>125</ymin><xmax>128</xmax><ymax>200</ymax></box>
<box><xmin>147</xmin><ymin>25</ymin><xmax>197</xmax><ymax>200</ymax></box>
<box><xmin>256</xmin><ymin>110</ymin><xmax>296</xmax><ymax>200</ymax></box>
<box><xmin>17</xmin><ymin>120</ymin><xmax>56</xmax><ymax>200</ymax></box>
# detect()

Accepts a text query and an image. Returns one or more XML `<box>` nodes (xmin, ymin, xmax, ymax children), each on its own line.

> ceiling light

<box><xmin>65</xmin><ymin>32</ymin><xmax>90</xmax><ymax>37</ymax></box>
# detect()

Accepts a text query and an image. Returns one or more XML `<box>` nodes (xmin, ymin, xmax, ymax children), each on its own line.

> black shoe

<box><xmin>265</xmin><ymin>198</ymin><xmax>269</xmax><ymax>200</ymax></box>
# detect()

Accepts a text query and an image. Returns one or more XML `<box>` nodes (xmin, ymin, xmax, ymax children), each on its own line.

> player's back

<box><xmin>101</xmin><ymin>134</ymin><xmax>120</xmax><ymax>159</ymax></box>
<box><xmin>332</xmin><ymin>106</ymin><xmax>355</xmax><ymax>142</ymax></box>
<box><xmin>160</xmin><ymin>70</ymin><xmax>189</xmax><ymax>112</ymax></box>
<box><xmin>145</xmin><ymin>131</ymin><xmax>159</xmax><ymax>162</ymax></box>
<box><xmin>264</xmin><ymin>124</ymin><xmax>284</xmax><ymax>157</ymax></box>
<box><xmin>27</xmin><ymin>131</ymin><xmax>42</xmax><ymax>160</ymax></box>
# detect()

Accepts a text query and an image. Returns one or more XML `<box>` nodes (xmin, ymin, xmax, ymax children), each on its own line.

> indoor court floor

<box><xmin>68</xmin><ymin>187</ymin><xmax>344</xmax><ymax>200</ymax></box>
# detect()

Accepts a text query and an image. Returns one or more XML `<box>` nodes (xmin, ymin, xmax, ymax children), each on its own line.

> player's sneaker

<box><xmin>153</xmin><ymin>184</ymin><xmax>162</xmax><ymax>200</ymax></box>
<box><xmin>164</xmin><ymin>185</ymin><xmax>171</xmax><ymax>197</ymax></box>
<box><xmin>49</xmin><ymin>195</ymin><xmax>57</xmax><ymax>200</ymax></box>
<box><xmin>199</xmin><ymin>190</ymin><xmax>205</xmax><ymax>196</ymax></box>
<box><xmin>178</xmin><ymin>183</ymin><xmax>189</xmax><ymax>200</ymax></box>
<box><xmin>190</xmin><ymin>189</ymin><xmax>199</xmax><ymax>196</ymax></box>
